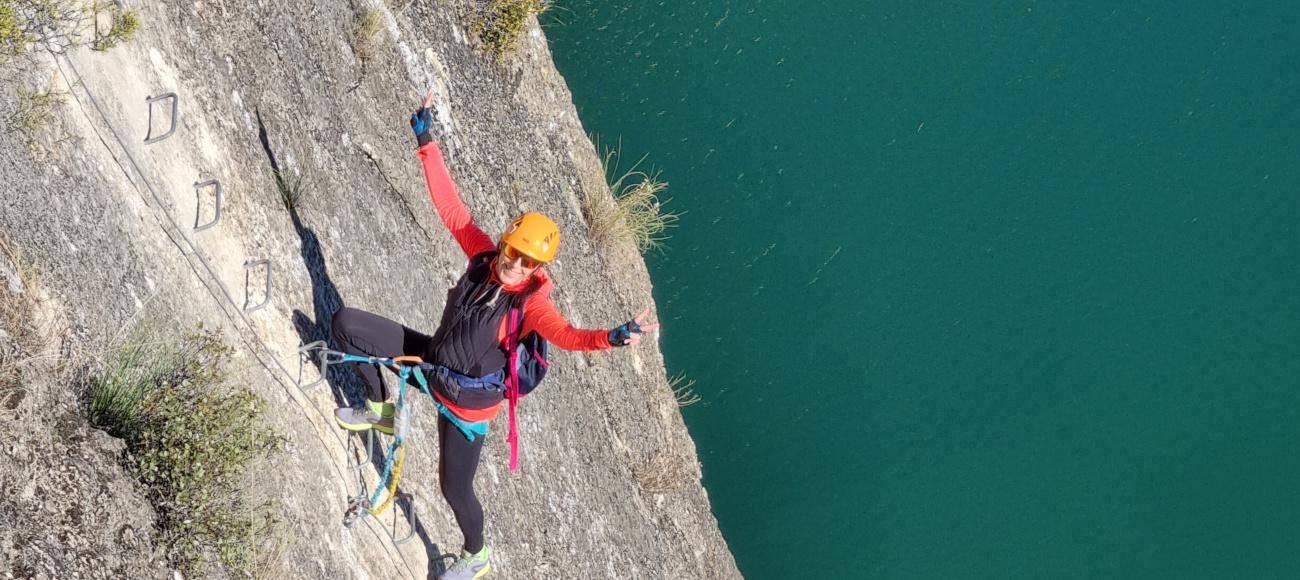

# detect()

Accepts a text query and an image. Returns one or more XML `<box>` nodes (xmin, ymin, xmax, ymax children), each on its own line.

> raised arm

<box><xmin>411</xmin><ymin>90</ymin><xmax>495</xmax><ymax>258</ymax></box>
<box><xmin>417</xmin><ymin>142</ymin><xmax>495</xmax><ymax>258</ymax></box>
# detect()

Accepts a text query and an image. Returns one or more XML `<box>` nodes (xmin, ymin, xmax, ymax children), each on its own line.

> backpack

<box><xmin>503</xmin><ymin>295</ymin><xmax>549</xmax><ymax>470</ymax></box>
<box><xmin>513</xmin><ymin>330</ymin><xmax>549</xmax><ymax>396</ymax></box>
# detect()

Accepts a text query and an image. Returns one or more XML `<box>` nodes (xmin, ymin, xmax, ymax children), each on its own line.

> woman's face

<box><xmin>496</xmin><ymin>246</ymin><xmax>540</xmax><ymax>285</ymax></box>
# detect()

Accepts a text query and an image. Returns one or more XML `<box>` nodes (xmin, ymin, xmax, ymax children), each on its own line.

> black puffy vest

<box><xmin>426</xmin><ymin>251</ymin><xmax>514</xmax><ymax>377</ymax></box>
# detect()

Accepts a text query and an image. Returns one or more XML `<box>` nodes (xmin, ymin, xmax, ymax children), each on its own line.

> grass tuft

<box><xmin>668</xmin><ymin>371</ymin><xmax>701</xmax><ymax>407</ymax></box>
<box><xmin>91</xmin><ymin>1</ymin><xmax>138</xmax><ymax>51</ymax></box>
<box><xmin>584</xmin><ymin>146</ymin><xmax>679</xmax><ymax>253</ymax></box>
<box><xmin>273</xmin><ymin>168</ymin><xmax>306</xmax><ymax>211</ymax></box>
<box><xmin>474</xmin><ymin>0</ymin><xmax>547</xmax><ymax>61</ymax></box>
<box><xmin>352</xmin><ymin>8</ymin><xmax>381</xmax><ymax>63</ymax></box>
<box><xmin>86</xmin><ymin>323</ymin><xmax>175</xmax><ymax>436</ymax></box>
<box><xmin>88</xmin><ymin>326</ymin><xmax>281</xmax><ymax>578</ymax></box>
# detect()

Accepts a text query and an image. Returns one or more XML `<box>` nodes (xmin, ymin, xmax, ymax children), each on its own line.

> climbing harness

<box><xmin>299</xmin><ymin>345</ymin><xmax>434</xmax><ymax>533</ymax></box>
<box><xmin>351</xmin><ymin>357</ymin><xmax>426</xmax><ymax>526</ymax></box>
<box><xmin>300</xmin><ymin>344</ymin><xmax>493</xmax><ymax>539</ymax></box>
<box><xmin>299</xmin><ymin>307</ymin><xmax>549</xmax><ymax>534</ymax></box>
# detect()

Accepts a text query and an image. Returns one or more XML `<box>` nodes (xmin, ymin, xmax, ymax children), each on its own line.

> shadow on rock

<box><xmin>256</xmin><ymin>109</ymin><xmax>448</xmax><ymax>569</ymax></box>
<box><xmin>254</xmin><ymin>109</ymin><xmax>360</xmax><ymax>410</ymax></box>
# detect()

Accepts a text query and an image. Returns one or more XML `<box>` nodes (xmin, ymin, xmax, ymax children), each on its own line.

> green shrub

<box><xmin>2</xmin><ymin>0</ymin><xmax>89</xmax><ymax>56</ymax></box>
<box><xmin>0</xmin><ymin>1</ymin><xmax>30</xmax><ymax>58</ymax></box>
<box><xmin>0</xmin><ymin>0</ymin><xmax>138</xmax><ymax>59</ymax></box>
<box><xmin>474</xmin><ymin>0</ymin><xmax>547</xmax><ymax>60</ymax></box>
<box><xmin>6</xmin><ymin>86</ymin><xmax>65</xmax><ymax>136</ymax></box>
<box><xmin>89</xmin><ymin>327</ymin><xmax>280</xmax><ymax>577</ymax></box>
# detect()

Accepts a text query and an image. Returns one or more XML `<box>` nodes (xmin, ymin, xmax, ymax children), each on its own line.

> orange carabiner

<box><xmin>390</xmin><ymin>355</ymin><xmax>425</xmax><ymax>366</ymax></box>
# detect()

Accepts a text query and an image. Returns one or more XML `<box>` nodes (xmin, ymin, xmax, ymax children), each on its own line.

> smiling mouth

<box><xmin>497</xmin><ymin>261</ymin><xmax>526</xmax><ymax>281</ymax></box>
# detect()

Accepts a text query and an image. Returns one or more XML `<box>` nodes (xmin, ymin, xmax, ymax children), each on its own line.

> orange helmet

<box><xmin>500</xmin><ymin>212</ymin><xmax>560</xmax><ymax>264</ymax></box>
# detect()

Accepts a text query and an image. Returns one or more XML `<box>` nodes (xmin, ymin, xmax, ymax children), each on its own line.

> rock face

<box><xmin>0</xmin><ymin>1</ymin><xmax>739</xmax><ymax>578</ymax></box>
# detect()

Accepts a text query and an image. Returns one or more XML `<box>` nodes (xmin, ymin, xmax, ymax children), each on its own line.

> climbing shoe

<box><xmin>333</xmin><ymin>400</ymin><xmax>395</xmax><ymax>435</ymax></box>
<box><xmin>441</xmin><ymin>546</ymin><xmax>491</xmax><ymax>580</ymax></box>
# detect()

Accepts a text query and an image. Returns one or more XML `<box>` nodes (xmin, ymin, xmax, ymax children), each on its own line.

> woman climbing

<box><xmin>330</xmin><ymin>90</ymin><xmax>658</xmax><ymax>580</ymax></box>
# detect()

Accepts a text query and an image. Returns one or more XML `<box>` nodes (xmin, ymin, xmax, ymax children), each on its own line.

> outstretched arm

<box><xmin>520</xmin><ymin>290</ymin><xmax>659</xmax><ymax>350</ymax></box>
<box><xmin>412</xmin><ymin>91</ymin><xmax>495</xmax><ymax>258</ymax></box>
<box><xmin>521</xmin><ymin>292</ymin><xmax>614</xmax><ymax>350</ymax></box>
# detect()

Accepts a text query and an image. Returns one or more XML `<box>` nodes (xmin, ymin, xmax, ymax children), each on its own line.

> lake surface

<box><xmin>546</xmin><ymin>2</ymin><xmax>1300</xmax><ymax>577</ymax></box>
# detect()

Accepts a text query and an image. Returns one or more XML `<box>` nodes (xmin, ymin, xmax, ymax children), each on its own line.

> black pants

<box><xmin>331</xmin><ymin>307</ymin><xmax>487</xmax><ymax>553</ymax></box>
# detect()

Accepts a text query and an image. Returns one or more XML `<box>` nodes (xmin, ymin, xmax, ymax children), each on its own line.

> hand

<box><xmin>410</xmin><ymin>89</ymin><xmax>435</xmax><ymax>148</ymax></box>
<box><xmin>609</xmin><ymin>308</ymin><xmax>660</xmax><ymax>346</ymax></box>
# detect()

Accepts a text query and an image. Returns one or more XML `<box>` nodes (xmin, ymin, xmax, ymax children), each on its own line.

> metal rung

<box><xmin>392</xmin><ymin>492</ymin><xmax>418</xmax><ymax>545</ymax></box>
<box><xmin>144</xmin><ymin>93</ymin><xmax>178</xmax><ymax>144</ymax></box>
<box><xmin>347</xmin><ymin>428</ymin><xmax>374</xmax><ymax>472</ymax></box>
<box><xmin>193</xmin><ymin>179</ymin><xmax>222</xmax><ymax>232</ymax></box>
<box><xmin>296</xmin><ymin>341</ymin><xmax>343</xmax><ymax>389</ymax></box>
<box><xmin>243</xmin><ymin>259</ymin><xmax>272</xmax><ymax>312</ymax></box>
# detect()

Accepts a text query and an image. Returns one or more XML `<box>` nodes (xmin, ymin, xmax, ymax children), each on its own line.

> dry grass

<box><xmin>0</xmin><ymin>238</ymin><xmax>44</xmax><ymax>332</ymax></box>
<box><xmin>636</xmin><ymin>447</ymin><xmax>698</xmax><ymax>494</ymax></box>
<box><xmin>584</xmin><ymin>146</ymin><xmax>679</xmax><ymax>253</ymax></box>
<box><xmin>0</xmin><ymin>243</ymin><xmax>32</xmax><ymax>408</ymax></box>
<box><xmin>474</xmin><ymin>0</ymin><xmax>548</xmax><ymax>60</ymax></box>
<box><xmin>0</xmin><ymin>236</ymin><xmax>39</xmax><ymax>321</ymax></box>
<box><xmin>0</xmin><ymin>237</ymin><xmax>41</xmax><ymax>411</ymax></box>
<box><xmin>668</xmin><ymin>371</ymin><xmax>701</xmax><ymax>407</ymax></box>
<box><xmin>352</xmin><ymin>8</ymin><xmax>382</xmax><ymax>63</ymax></box>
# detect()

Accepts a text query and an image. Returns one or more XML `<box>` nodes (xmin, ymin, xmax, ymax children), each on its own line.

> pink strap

<box><xmin>506</xmin><ymin>308</ymin><xmax>521</xmax><ymax>471</ymax></box>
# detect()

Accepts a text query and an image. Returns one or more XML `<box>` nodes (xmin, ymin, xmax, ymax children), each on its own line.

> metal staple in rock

<box><xmin>51</xmin><ymin>54</ymin><xmax>420</xmax><ymax>574</ymax></box>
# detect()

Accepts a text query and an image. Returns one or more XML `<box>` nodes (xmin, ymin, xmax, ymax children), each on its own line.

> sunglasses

<box><xmin>501</xmin><ymin>244</ymin><xmax>542</xmax><ymax>269</ymax></box>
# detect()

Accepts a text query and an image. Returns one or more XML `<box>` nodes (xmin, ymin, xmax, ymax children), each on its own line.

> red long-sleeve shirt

<box><xmin>418</xmin><ymin>142</ymin><xmax>613</xmax><ymax>351</ymax></box>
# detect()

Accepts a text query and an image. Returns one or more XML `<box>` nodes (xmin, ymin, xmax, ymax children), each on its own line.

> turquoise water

<box><xmin>545</xmin><ymin>2</ymin><xmax>1300</xmax><ymax>578</ymax></box>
